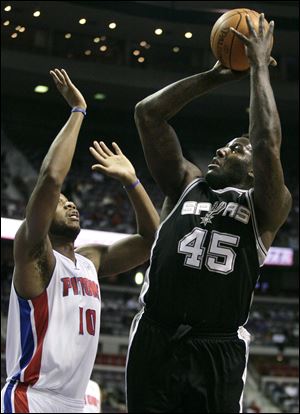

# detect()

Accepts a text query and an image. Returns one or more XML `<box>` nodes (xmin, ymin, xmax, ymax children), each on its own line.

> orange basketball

<box><xmin>210</xmin><ymin>8</ymin><xmax>272</xmax><ymax>71</ymax></box>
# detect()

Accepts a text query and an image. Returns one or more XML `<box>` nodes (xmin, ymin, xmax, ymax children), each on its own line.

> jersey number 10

<box><xmin>178</xmin><ymin>228</ymin><xmax>240</xmax><ymax>275</ymax></box>
<box><xmin>79</xmin><ymin>307</ymin><xmax>96</xmax><ymax>336</ymax></box>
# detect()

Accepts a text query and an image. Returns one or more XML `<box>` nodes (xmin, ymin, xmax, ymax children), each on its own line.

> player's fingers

<box><xmin>230</xmin><ymin>27</ymin><xmax>251</xmax><ymax>44</ymax></box>
<box><xmin>50</xmin><ymin>71</ymin><xmax>61</xmax><ymax>85</ymax></box>
<box><xmin>112</xmin><ymin>142</ymin><xmax>122</xmax><ymax>155</ymax></box>
<box><xmin>270</xmin><ymin>57</ymin><xmax>277</xmax><ymax>67</ymax></box>
<box><xmin>91</xmin><ymin>164</ymin><xmax>109</xmax><ymax>172</ymax></box>
<box><xmin>93</xmin><ymin>141</ymin><xmax>107</xmax><ymax>158</ymax></box>
<box><xmin>61</xmin><ymin>69</ymin><xmax>73</xmax><ymax>86</ymax></box>
<box><xmin>54</xmin><ymin>69</ymin><xmax>66</xmax><ymax>84</ymax></box>
<box><xmin>245</xmin><ymin>14</ymin><xmax>258</xmax><ymax>38</ymax></box>
<box><xmin>100</xmin><ymin>141</ymin><xmax>114</xmax><ymax>156</ymax></box>
<box><xmin>89</xmin><ymin>148</ymin><xmax>110</xmax><ymax>169</ymax></box>
<box><xmin>258</xmin><ymin>13</ymin><xmax>265</xmax><ymax>37</ymax></box>
<box><xmin>266</xmin><ymin>21</ymin><xmax>275</xmax><ymax>41</ymax></box>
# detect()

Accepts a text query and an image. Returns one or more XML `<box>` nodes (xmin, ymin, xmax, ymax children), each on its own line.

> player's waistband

<box><xmin>142</xmin><ymin>312</ymin><xmax>239</xmax><ymax>341</ymax></box>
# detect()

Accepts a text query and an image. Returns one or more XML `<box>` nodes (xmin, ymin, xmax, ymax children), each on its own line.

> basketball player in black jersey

<box><xmin>126</xmin><ymin>14</ymin><xmax>292</xmax><ymax>413</ymax></box>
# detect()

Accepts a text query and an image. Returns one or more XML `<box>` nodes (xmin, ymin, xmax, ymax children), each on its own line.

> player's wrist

<box><xmin>122</xmin><ymin>175</ymin><xmax>140</xmax><ymax>190</ymax></box>
<box><xmin>71</xmin><ymin>106</ymin><xmax>87</xmax><ymax>116</ymax></box>
<box><xmin>72</xmin><ymin>101</ymin><xmax>87</xmax><ymax>110</ymax></box>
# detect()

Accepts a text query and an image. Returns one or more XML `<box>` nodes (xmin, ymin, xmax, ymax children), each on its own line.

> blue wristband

<box><xmin>124</xmin><ymin>179</ymin><xmax>140</xmax><ymax>191</ymax></box>
<box><xmin>71</xmin><ymin>107</ymin><xmax>86</xmax><ymax>116</ymax></box>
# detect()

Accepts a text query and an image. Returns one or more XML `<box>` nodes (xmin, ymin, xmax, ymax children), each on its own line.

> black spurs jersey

<box><xmin>140</xmin><ymin>178</ymin><xmax>268</xmax><ymax>332</ymax></box>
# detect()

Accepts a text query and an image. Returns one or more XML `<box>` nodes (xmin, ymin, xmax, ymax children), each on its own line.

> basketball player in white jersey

<box><xmin>1</xmin><ymin>69</ymin><xmax>159</xmax><ymax>413</ymax></box>
<box><xmin>84</xmin><ymin>380</ymin><xmax>101</xmax><ymax>413</ymax></box>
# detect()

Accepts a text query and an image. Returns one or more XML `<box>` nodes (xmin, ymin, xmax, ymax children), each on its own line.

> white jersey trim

<box><xmin>212</xmin><ymin>186</ymin><xmax>249</xmax><ymax>194</ymax></box>
<box><xmin>161</xmin><ymin>178</ymin><xmax>205</xmax><ymax>226</ymax></box>
<box><xmin>237</xmin><ymin>327</ymin><xmax>250</xmax><ymax>413</ymax></box>
<box><xmin>139</xmin><ymin>177</ymin><xmax>203</xmax><ymax>305</ymax></box>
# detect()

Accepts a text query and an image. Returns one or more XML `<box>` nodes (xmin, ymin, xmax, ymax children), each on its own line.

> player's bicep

<box><xmin>252</xmin><ymin>146</ymin><xmax>292</xmax><ymax>244</ymax></box>
<box><xmin>135</xmin><ymin>111</ymin><xmax>202</xmax><ymax>200</ymax></box>
<box><xmin>25</xmin><ymin>173</ymin><xmax>61</xmax><ymax>249</ymax></box>
<box><xmin>98</xmin><ymin>235</ymin><xmax>152</xmax><ymax>277</ymax></box>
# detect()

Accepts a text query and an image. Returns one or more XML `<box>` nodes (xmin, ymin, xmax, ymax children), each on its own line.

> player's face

<box><xmin>49</xmin><ymin>194</ymin><xmax>81</xmax><ymax>240</ymax></box>
<box><xmin>205</xmin><ymin>137</ymin><xmax>253</xmax><ymax>189</ymax></box>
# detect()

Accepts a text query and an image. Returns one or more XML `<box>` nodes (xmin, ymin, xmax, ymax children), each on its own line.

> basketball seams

<box><xmin>211</xmin><ymin>8</ymin><xmax>270</xmax><ymax>71</ymax></box>
<box><xmin>229</xmin><ymin>12</ymin><xmax>243</xmax><ymax>70</ymax></box>
<box><xmin>211</xmin><ymin>11</ymin><xmax>244</xmax><ymax>58</ymax></box>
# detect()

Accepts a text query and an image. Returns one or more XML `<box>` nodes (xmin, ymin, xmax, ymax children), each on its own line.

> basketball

<box><xmin>210</xmin><ymin>9</ymin><xmax>272</xmax><ymax>71</ymax></box>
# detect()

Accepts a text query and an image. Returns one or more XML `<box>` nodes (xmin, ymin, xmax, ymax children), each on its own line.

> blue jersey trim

<box><xmin>4</xmin><ymin>296</ymin><xmax>34</xmax><ymax>412</ymax></box>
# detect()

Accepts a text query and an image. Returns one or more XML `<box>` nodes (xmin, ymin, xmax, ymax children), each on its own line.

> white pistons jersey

<box><xmin>84</xmin><ymin>380</ymin><xmax>101</xmax><ymax>413</ymax></box>
<box><xmin>2</xmin><ymin>250</ymin><xmax>101</xmax><ymax>413</ymax></box>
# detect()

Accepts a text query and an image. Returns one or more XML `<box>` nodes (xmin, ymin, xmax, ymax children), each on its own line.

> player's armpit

<box><xmin>13</xmin><ymin>222</ymin><xmax>56</xmax><ymax>299</ymax></box>
<box><xmin>253</xmin><ymin>175</ymin><xmax>292</xmax><ymax>250</ymax></box>
<box><xmin>78</xmin><ymin>236</ymin><xmax>151</xmax><ymax>278</ymax></box>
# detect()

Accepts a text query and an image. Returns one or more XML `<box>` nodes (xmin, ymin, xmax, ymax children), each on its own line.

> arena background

<box><xmin>1</xmin><ymin>1</ymin><xmax>298</xmax><ymax>412</ymax></box>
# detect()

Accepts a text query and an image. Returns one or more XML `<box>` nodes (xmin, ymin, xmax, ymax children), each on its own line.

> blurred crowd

<box><xmin>1</xmin><ymin>134</ymin><xmax>299</xmax><ymax>414</ymax></box>
<box><xmin>1</xmin><ymin>143</ymin><xmax>299</xmax><ymax>250</ymax></box>
<box><xmin>263</xmin><ymin>381</ymin><xmax>299</xmax><ymax>413</ymax></box>
<box><xmin>245</xmin><ymin>302</ymin><xmax>299</xmax><ymax>349</ymax></box>
<box><xmin>1</xmin><ymin>145</ymin><xmax>164</xmax><ymax>234</ymax></box>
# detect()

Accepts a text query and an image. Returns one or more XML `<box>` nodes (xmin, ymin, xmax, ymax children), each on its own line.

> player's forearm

<box><xmin>249</xmin><ymin>64</ymin><xmax>281</xmax><ymax>150</ymax></box>
<box><xmin>135</xmin><ymin>69</ymin><xmax>224</xmax><ymax>121</ymax></box>
<box><xmin>123</xmin><ymin>178</ymin><xmax>159</xmax><ymax>244</ymax></box>
<box><xmin>40</xmin><ymin>112</ymin><xmax>85</xmax><ymax>183</ymax></box>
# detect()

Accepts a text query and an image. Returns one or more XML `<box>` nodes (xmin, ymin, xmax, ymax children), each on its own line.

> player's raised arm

<box><xmin>14</xmin><ymin>69</ymin><xmax>87</xmax><ymax>298</ymax></box>
<box><xmin>231</xmin><ymin>14</ymin><xmax>292</xmax><ymax>249</ymax></box>
<box><xmin>134</xmin><ymin>62</ymin><xmax>247</xmax><ymax>203</ymax></box>
<box><xmin>75</xmin><ymin>141</ymin><xmax>159</xmax><ymax>277</ymax></box>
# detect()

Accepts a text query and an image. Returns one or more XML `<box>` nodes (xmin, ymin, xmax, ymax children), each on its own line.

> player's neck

<box><xmin>51</xmin><ymin>237</ymin><xmax>76</xmax><ymax>263</ymax></box>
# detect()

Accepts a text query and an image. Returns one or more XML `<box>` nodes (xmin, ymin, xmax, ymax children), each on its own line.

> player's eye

<box><xmin>232</xmin><ymin>145</ymin><xmax>241</xmax><ymax>152</ymax></box>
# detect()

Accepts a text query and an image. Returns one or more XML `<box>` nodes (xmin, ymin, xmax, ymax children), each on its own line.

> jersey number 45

<box><xmin>178</xmin><ymin>227</ymin><xmax>240</xmax><ymax>275</ymax></box>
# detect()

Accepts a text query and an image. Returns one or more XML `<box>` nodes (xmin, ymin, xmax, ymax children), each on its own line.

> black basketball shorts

<box><xmin>126</xmin><ymin>312</ymin><xmax>249</xmax><ymax>413</ymax></box>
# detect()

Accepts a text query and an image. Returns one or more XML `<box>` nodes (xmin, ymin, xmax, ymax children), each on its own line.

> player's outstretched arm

<box><xmin>14</xmin><ymin>69</ymin><xmax>87</xmax><ymax>298</ymax></box>
<box><xmin>134</xmin><ymin>62</ymin><xmax>247</xmax><ymax>203</ymax></box>
<box><xmin>75</xmin><ymin>141</ymin><xmax>159</xmax><ymax>277</ymax></box>
<box><xmin>232</xmin><ymin>14</ymin><xmax>292</xmax><ymax>250</ymax></box>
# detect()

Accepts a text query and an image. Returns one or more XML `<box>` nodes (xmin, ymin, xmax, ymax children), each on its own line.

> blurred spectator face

<box><xmin>49</xmin><ymin>193</ymin><xmax>81</xmax><ymax>240</ymax></box>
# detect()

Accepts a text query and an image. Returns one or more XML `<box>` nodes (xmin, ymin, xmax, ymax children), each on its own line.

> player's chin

<box><xmin>66</xmin><ymin>220</ymin><xmax>81</xmax><ymax>233</ymax></box>
<box><xmin>66</xmin><ymin>223</ymin><xmax>81</xmax><ymax>239</ymax></box>
<box><xmin>205</xmin><ymin>169</ymin><xmax>223</xmax><ymax>188</ymax></box>
<box><xmin>205</xmin><ymin>168</ymin><xmax>220</xmax><ymax>179</ymax></box>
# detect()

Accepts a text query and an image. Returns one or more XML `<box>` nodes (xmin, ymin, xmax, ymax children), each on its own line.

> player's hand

<box><xmin>50</xmin><ymin>69</ymin><xmax>87</xmax><ymax>109</ymax></box>
<box><xmin>89</xmin><ymin>141</ymin><xmax>137</xmax><ymax>185</ymax></box>
<box><xmin>230</xmin><ymin>13</ymin><xmax>277</xmax><ymax>69</ymax></box>
<box><xmin>211</xmin><ymin>61</ymin><xmax>249</xmax><ymax>81</ymax></box>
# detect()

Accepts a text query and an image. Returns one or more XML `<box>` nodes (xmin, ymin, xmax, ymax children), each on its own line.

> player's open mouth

<box><xmin>69</xmin><ymin>216</ymin><xmax>79</xmax><ymax>221</ymax></box>
<box><xmin>68</xmin><ymin>212</ymin><xmax>80</xmax><ymax>221</ymax></box>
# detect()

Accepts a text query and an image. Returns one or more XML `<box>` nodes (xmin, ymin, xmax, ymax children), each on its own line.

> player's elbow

<box><xmin>134</xmin><ymin>101</ymin><xmax>158</xmax><ymax>125</ymax></box>
<box><xmin>39</xmin><ymin>165</ymin><xmax>65</xmax><ymax>187</ymax></box>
